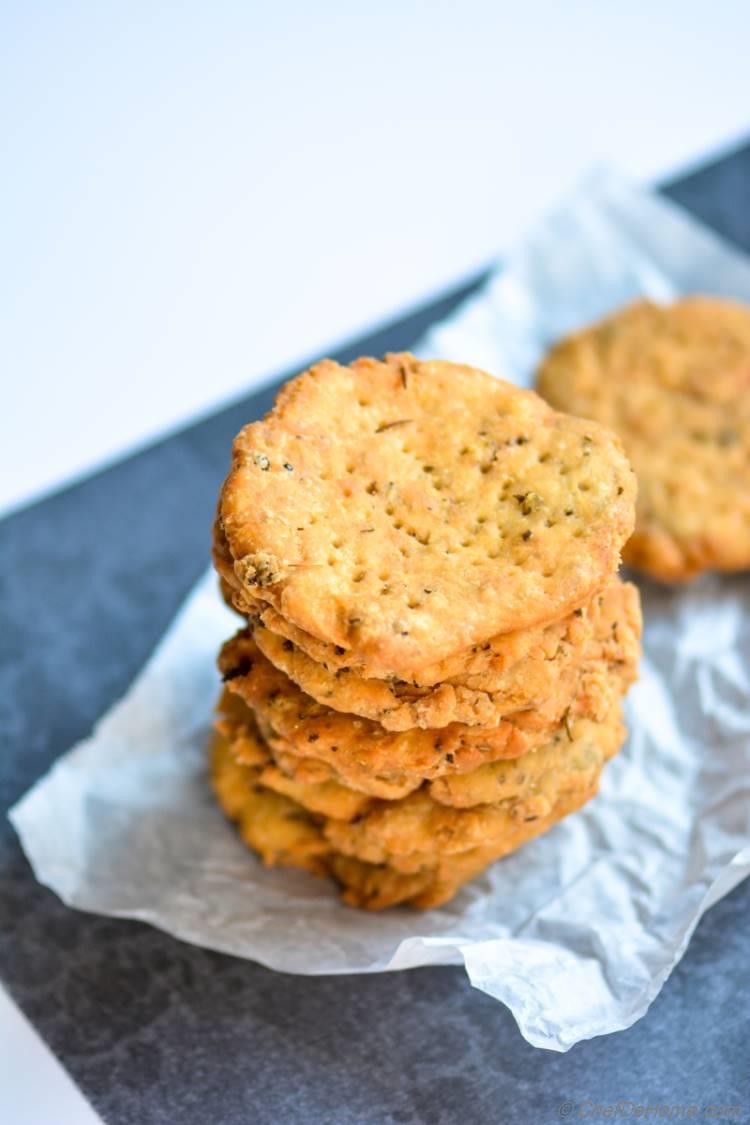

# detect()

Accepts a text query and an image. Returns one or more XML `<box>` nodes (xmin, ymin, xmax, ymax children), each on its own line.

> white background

<box><xmin>2</xmin><ymin>1</ymin><xmax>749</xmax><ymax>517</ymax></box>
<box><xmin>2</xmin><ymin>2</ymin><xmax>749</xmax><ymax>1121</ymax></box>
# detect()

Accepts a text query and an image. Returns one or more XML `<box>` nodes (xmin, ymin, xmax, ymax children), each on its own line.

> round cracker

<box><xmin>321</xmin><ymin>705</ymin><xmax>622</xmax><ymax>867</ymax></box>
<box><xmin>220</xmin><ymin>555</ymin><xmax>595</xmax><ymax>689</ymax></box>
<box><xmin>537</xmin><ymin>297</ymin><xmax>750</xmax><ymax>582</ymax></box>
<box><xmin>215</xmin><ymin>690</ymin><xmax>624</xmax><ymax>856</ymax></box>
<box><xmin>217</xmin><ymin>598</ymin><xmax>635</xmax><ymax>797</ymax></box>
<box><xmin>243</xmin><ymin>579</ymin><xmax>641</xmax><ymax>731</ymax></box>
<box><xmin>210</xmin><ymin>716</ymin><xmax>613</xmax><ymax>910</ymax></box>
<box><xmin>427</xmin><ymin>705</ymin><xmax>623</xmax><ymax>810</ymax></box>
<box><xmin>209</xmin><ymin>732</ymin><xmax>330</xmax><ymax>874</ymax></box>
<box><xmin>218</xmin><ymin>353</ymin><xmax>635</xmax><ymax>676</ymax></box>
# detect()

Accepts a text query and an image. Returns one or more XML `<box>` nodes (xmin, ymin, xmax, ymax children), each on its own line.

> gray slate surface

<box><xmin>2</xmin><ymin>143</ymin><xmax>750</xmax><ymax>1125</ymax></box>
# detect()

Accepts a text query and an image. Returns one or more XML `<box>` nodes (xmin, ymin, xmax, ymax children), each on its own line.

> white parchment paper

<box><xmin>10</xmin><ymin>168</ymin><xmax>750</xmax><ymax>1051</ymax></box>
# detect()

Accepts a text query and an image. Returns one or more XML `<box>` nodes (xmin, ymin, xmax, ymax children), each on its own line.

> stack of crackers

<box><xmin>210</xmin><ymin>354</ymin><xmax>641</xmax><ymax>909</ymax></box>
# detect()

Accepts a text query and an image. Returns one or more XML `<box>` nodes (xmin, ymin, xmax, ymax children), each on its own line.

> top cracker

<box><xmin>217</xmin><ymin>354</ymin><xmax>635</xmax><ymax>677</ymax></box>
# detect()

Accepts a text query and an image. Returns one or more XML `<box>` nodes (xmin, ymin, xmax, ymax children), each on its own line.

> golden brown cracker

<box><xmin>537</xmin><ymin>297</ymin><xmax>750</xmax><ymax>581</ymax></box>
<box><xmin>209</xmin><ymin>732</ymin><xmax>329</xmax><ymax>873</ymax></box>
<box><xmin>221</xmin><ymin>555</ymin><xmax>593</xmax><ymax>688</ymax></box>
<box><xmin>217</xmin><ymin>353</ymin><xmax>635</xmax><ymax>676</ymax></box>
<box><xmin>245</xmin><ymin>578</ymin><xmax>640</xmax><ymax>731</ymax></box>
<box><xmin>257</xmin><ymin>764</ymin><xmax>372</xmax><ymax>821</ymax></box>
<box><xmin>217</xmin><ymin>631</ymin><xmax>609</xmax><ymax>799</ymax></box>
<box><xmin>407</xmin><ymin>784</ymin><xmax>598</xmax><ymax>909</ymax></box>
<box><xmin>326</xmin><ymin>854</ymin><xmax>434</xmax><ymax>910</ymax></box>
<box><xmin>216</xmin><ymin>699</ymin><xmax>619</xmax><ymax>872</ymax></box>
<box><xmin>427</xmin><ymin>705</ymin><xmax>624</xmax><ymax>811</ymax></box>
<box><xmin>210</xmin><ymin>725</ymin><xmax>606</xmax><ymax>909</ymax></box>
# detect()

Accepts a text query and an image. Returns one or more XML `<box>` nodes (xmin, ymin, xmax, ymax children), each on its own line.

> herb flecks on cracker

<box><xmin>218</xmin><ymin>353</ymin><xmax>635</xmax><ymax>678</ymax></box>
<box><xmin>537</xmin><ymin>297</ymin><xmax>750</xmax><ymax>582</ymax></box>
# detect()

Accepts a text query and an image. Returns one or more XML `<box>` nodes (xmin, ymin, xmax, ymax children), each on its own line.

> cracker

<box><xmin>217</xmin><ymin>629</ymin><xmax>617</xmax><ymax>798</ymax></box>
<box><xmin>217</xmin><ymin>353</ymin><xmax>635</xmax><ymax>676</ymax></box>
<box><xmin>209</xmin><ymin>732</ymin><xmax>330</xmax><ymax>873</ymax></box>
<box><xmin>406</xmin><ymin>785</ymin><xmax>598</xmax><ymax>909</ymax></box>
<box><xmin>216</xmin><ymin>697</ymin><xmax>619</xmax><ymax>861</ymax></box>
<box><xmin>210</xmin><ymin>724</ymin><xmax>605</xmax><ymax>909</ymax></box>
<box><xmin>219</xmin><ymin>538</ymin><xmax>594</xmax><ymax>688</ymax></box>
<box><xmin>326</xmin><ymin>854</ymin><xmax>435</xmax><ymax>910</ymax></box>
<box><xmin>232</xmin><ymin>575</ymin><xmax>596</xmax><ymax>690</ymax></box>
<box><xmin>427</xmin><ymin>705</ymin><xmax>624</xmax><ymax>810</ymax></box>
<box><xmin>257</xmin><ymin>764</ymin><xmax>372</xmax><ymax>821</ymax></box>
<box><xmin>262</xmin><ymin>722</ymin><xmax>422</xmax><ymax>801</ymax></box>
<box><xmin>329</xmin><ymin>782</ymin><xmax>597</xmax><ymax>910</ymax></box>
<box><xmin>245</xmin><ymin>578</ymin><xmax>640</xmax><ymax>730</ymax></box>
<box><xmin>321</xmin><ymin>713</ymin><xmax>618</xmax><ymax>870</ymax></box>
<box><xmin>537</xmin><ymin>297</ymin><xmax>750</xmax><ymax>582</ymax></box>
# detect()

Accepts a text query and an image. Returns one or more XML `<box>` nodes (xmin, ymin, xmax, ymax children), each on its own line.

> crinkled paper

<box><xmin>11</xmin><ymin>169</ymin><xmax>750</xmax><ymax>1051</ymax></box>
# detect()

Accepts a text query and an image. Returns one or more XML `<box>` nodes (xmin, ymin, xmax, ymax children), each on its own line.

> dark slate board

<box><xmin>2</xmin><ymin>142</ymin><xmax>750</xmax><ymax>1125</ymax></box>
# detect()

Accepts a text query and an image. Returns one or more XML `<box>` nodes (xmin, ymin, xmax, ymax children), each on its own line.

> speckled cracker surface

<box><xmin>242</xmin><ymin>578</ymin><xmax>640</xmax><ymax>731</ymax></box>
<box><xmin>209</xmin><ymin>707</ymin><xmax>618</xmax><ymax>910</ymax></box>
<box><xmin>537</xmin><ymin>298</ymin><xmax>750</xmax><ymax>582</ymax></box>
<box><xmin>218</xmin><ymin>576</ymin><xmax>592</xmax><ymax>687</ymax></box>
<box><xmin>217</xmin><ymin>627</ymin><xmax>634</xmax><ymax>803</ymax></box>
<box><xmin>219</xmin><ymin>637</ymin><xmax>540</xmax><ymax>795</ymax></box>
<box><xmin>218</xmin><ymin>354</ymin><xmax>635</xmax><ymax>676</ymax></box>
<box><xmin>428</xmin><ymin>704</ymin><xmax>624</xmax><ymax>810</ymax></box>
